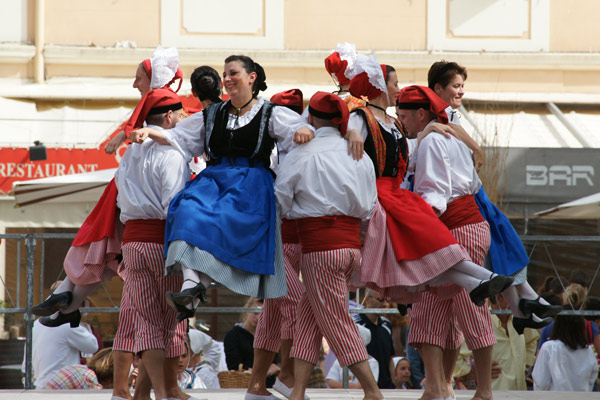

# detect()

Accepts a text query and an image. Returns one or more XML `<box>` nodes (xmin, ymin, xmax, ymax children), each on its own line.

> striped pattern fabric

<box><xmin>254</xmin><ymin>243</ymin><xmax>304</xmax><ymax>352</ymax></box>
<box><xmin>164</xmin><ymin>210</ymin><xmax>287</xmax><ymax>299</ymax></box>
<box><xmin>354</xmin><ymin>201</ymin><xmax>468</xmax><ymax>304</ymax></box>
<box><xmin>291</xmin><ymin>248</ymin><xmax>369</xmax><ymax>367</ymax></box>
<box><xmin>119</xmin><ymin>242</ymin><xmax>182</xmax><ymax>355</ymax></box>
<box><xmin>113</xmin><ymin>270</ymin><xmax>135</xmax><ymax>353</ymax></box>
<box><xmin>63</xmin><ymin>221</ymin><xmax>124</xmax><ymax>285</ymax></box>
<box><xmin>409</xmin><ymin>221</ymin><xmax>496</xmax><ymax>350</ymax></box>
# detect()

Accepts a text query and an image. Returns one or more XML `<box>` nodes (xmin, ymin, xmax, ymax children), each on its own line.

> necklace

<box><xmin>367</xmin><ymin>102</ymin><xmax>387</xmax><ymax>113</ymax></box>
<box><xmin>230</xmin><ymin>97</ymin><xmax>254</xmax><ymax>117</ymax></box>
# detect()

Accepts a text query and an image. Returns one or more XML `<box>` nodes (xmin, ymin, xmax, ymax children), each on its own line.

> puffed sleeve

<box><xmin>274</xmin><ymin>149</ymin><xmax>302</xmax><ymax>217</ymax></box>
<box><xmin>269</xmin><ymin>105</ymin><xmax>314</xmax><ymax>155</ymax></box>
<box><xmin>347</xmin><ymin>112</ymin><xmax>368</xmax><ymax>141</ymax></box>
<box><xmin>162</xmin><ymin>111</ymin><xmax>206</xmax><ymax>162</ymax></box>
<box><xmin>413</xmin><ymin>135</ymin><xmax>452</xmax><ymax>215</ymax></box>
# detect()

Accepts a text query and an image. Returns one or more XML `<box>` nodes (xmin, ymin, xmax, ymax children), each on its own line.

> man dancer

<box><xmin>396</xmin><ymin>85</ymin><xmax>495</xmax><ymax>400</ymax></box>
<box><xmin>275</xmin><ymin>92</ymin><xmax>382</xmax><ymax>400</ymax></box>
<box><xmin>246</xmin><ymin>89</ymin><xmax>306</xmax><ymax>400</ymax></box>
<box><xmin>115</xmin><ymin>88</ymin><xmax>196</xmax><ymax>400</ymax></box>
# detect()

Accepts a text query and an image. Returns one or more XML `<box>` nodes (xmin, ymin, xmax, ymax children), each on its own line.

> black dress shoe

<box><xmin>165</xmin><ymin>291</ymin><xmax>197</xmax><ymax>322</ymax></box>
<box><xmin>513</xmin><ymin>315</ymin><xmax>553</xmax><ymax>335</ymax></box>
<box><xmin>31</xmin><ymin>291</ymin><xmax>73</xmax><ymax>316</ymax></box>
<box><xmin>469</xmin><ymin>275</ymin><xmax>515</xmax><ymax>307</ymax></box>
<box><xmin>39</xmin><ymin>310</ymin><xmax>81</xmax><ymax>328</ymax></box>
<box><xmin>519</xmin><ymin>297</ymin><xmax>563</xmax><ymax>318</ymax></box>
<box><xmin>166</xmin><ymin>281</ymin><xmax>207</xmax><ymax>310</ymax></box>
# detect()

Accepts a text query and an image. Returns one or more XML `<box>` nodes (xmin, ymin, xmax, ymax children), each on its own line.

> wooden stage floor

<box><xmin>0</xmin><ymin>389</ymin><xmax>596</xmax><ymax>400</ymax></box>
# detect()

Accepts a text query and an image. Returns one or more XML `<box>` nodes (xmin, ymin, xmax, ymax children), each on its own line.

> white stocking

<box><xmin>452</xmin><ymin>260</ymin><xmax>494</xmax><ymax>281</ymax></box>
<box><xmin>428</xmin><ymin>269</ymin><xmax>481</xmax><ymax>292</ymax></box>
<box><xmin>52</xmin><ymin>277</ymin><xmax>75</xmax><ymax>295</ymax></box>
<box><xmin>62</xmin><ymin>282</ymin><xmax>101</xmax><ymax>314</ymax></box>
<box><xmin>515</xmin><ymin>281</ymin><xmax>549</xmax><ymax>305</ymax></box>
<box><xmin>499</xmin><ymin>286</ymin><xmax>526</xmax><ymax>318</ymax></box>
<box><xmin>181</xmin><ymin>266</ymin><xmax>212</xmax><ymax>309</ymax></box>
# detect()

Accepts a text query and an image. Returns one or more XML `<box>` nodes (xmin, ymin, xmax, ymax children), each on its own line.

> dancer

<box><xmin>276</xmin><ymin>91</ymin><xmax>382</xmax><ymax>400</ymax></box>
<box><xmin>324</xmin><ymin>42</ymin><xmax>365</xmax><ymax>111</ymax></box>
<box><xmin>129</xmin><ymin>55</ymin><xmax>314</xmax><ymax>317</ymax></box>
<box><xmin>346</xmin><ymin>55</ymin><xmax>513</xmax><ymax>307</ymax></box>
<box><xmin>114</xmin><ymin>87</ymin><xmax>193</xmax><ymax>400</ymax></box>
<box><xmin>246</xmin><ymin>89</ymin><xmax>306</xmax><ymax>400</ymax></box>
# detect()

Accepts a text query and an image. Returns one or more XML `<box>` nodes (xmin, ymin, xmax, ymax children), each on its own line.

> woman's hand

<box><xmin>129</xmin><ymin>128</ymin><xmax>150</xmax><ymax>144</ymax></box>
<box><xmin>418</xmin><ymin>122</ymin><xmax>454</xmax><ymax>145</ymax></box>
<box><xmin>293</xmin><ymin>126</ymin><xmax>314</xmax><ymax>144</ymax></box>
<box><xmin>344</xmin><ymin>129</ymin><xmax>364</xmax><ymax>160</ymax></box>
<box><xmin>104</xmin><ymin>131</ymin><xmax>127</xmax><ymax>154</ymax></box>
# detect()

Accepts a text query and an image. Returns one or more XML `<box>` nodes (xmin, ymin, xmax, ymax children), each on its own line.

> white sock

<box><xmin>181</xmin><ymin>267</ymin><xmax>211</xmax><ymax>309</ymax></box>
<box><xmin>452</xmin><ymin>260</ymin><xmax>494</xmax><ymax>281</ymax></box>
<box><xmin>52</xmin><ymin>278</ymin><xmax>75</xmax><ymax>295</ymax></box>
<box><xmin>62</xmin><ymin>283</ymin><xmax>100</xmax><ymax>314</ymax></box>
<box><xmin>429</xmin><ymin>269</ymin><xmax>480</xmax><ymax>292</ymax></box>
<box><xmin>500</xmin><ymin>286</ymin><xmax>526</xmax><ymax>318</ymax></box>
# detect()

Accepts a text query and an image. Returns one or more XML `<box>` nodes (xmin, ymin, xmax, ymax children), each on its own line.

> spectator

<box><xmin>405</xmin><ymin>327</ymin><xmax>424</xmax><ymax>389</ymax></box>
<box><xmin>538</xmin><ymin>275</ymin><xmax>568</xmax><ymax>302</ymax></box>
<box><xmin>392</xmin><ymin>357</ymin><xmax>412</xmax><ymax>389</ymax></box>
<box><xmin>223</xmin><ymin>298</ymin><xmax>278</xmax><ymax>387</ymax></box>
<box><xmin>532</xmin><ymin>289</ymin><xmax>599</xmax><ymax>391</ymax></box>
<box><xmin>188</xmin><ymin>328</ymin><xmax>222</xmax><ymax>389</ymax></box>
<box><xmin>326</xmin><ymin>324</ymin><xmax>379</xmax><ymax>389</ymax></box>
<box><xmin>489</xmin><ymin>294</ymin><xmax>539</xmax><ymax>390</ymax></box>
<box><xmin>176</xmin><ymin>340</ymin><xmax>206</xmax><ymax>390</ymax></box>
<box><xmin>41</xmin><ymin>347</ymin><xmax>113</xmax><ymax>390</ymax></box>
<box><xmin>354</xmin><ymin>289</ymin><xmax>395</xmax><ymax>389</ymax></box>
<box><xmin>570</xmin><ymin>269</ymin><xmax>590</xmax><ymax>294</ymax></box>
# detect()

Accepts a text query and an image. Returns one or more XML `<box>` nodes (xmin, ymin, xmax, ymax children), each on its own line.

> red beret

<box><xmin>270</xmin><ymin>89</ymin><xmax>304</xmax><ymax>115</ymax></box>
<box><xmin>324</xmin><ymin>52</ymin><xmax>351</xmax><ymax>86</ymax></box>
<box><xmin>396</xmin><ymin>85</ymin><xmax>449</xmax><ymax>124</ymax></box>
<box><xmin>124</xmin><ymin>88</ymin><xmax>183</xmax><ymax>135</ymax></box>
<box><xmin>349</xmin><ymin>64</ymin><xmax>387</xmax><ymax>101</ymax></box>
<box><xmin>308</xmin><ymin>91</ymin><xmax>349</xmax><ymax>135</ymax></box>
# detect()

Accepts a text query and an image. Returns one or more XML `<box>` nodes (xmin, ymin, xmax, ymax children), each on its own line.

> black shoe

<box><xmin>39</xmin><ymin>310</ymin><xmax>81</xmax><ymax>328</ymax></box>
<box><xmin>513</xmin><ymin>315</ymin><xmax>553</xmax><ymax>335</ymax></box>
<box><xmin>165</xmin><ymin>290</ymin><xmax>198</xmax><ymax>322</ymax></box>
<box><xmin>166</xmin><ymin>280</ymin><xmax>207</xmax><ymax>310</ymax></box>
<box><xmin>469</xmin><ymin>274</ymin><xmax>515</xmax><ymax>307</ymax></box>
<box><xmin>31</xmin><ymin>292</ymin><xmax>73</xmax><ymax>316</ymax></box>
<box><xmin>519</xmin><ymin>297</ymin><xmax>563</xmax><ymax>318</ymax></box>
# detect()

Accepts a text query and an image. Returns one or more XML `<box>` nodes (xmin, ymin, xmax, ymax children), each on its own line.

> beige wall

<box><xmin>550</xmin><ymin>0</ymin><xmax>600</xmax><ymax>52</ymax></box>
<box><xmin>283</xmin><ymin>0</ymin><xmax>426</xmax><ymax>50</ymax></box>
<box><xmin>44</xmin><ymin>0</ymin><xmax>159</xmax><ymax>47</ymax></box>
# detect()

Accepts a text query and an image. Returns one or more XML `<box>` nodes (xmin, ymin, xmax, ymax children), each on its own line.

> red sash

<box><xmin>439</xmin><ymin>195</ymin><xmax>485</xmax><ymax>230</ymax></box>
<box><xmin>72</xmin><ymin>179</ymin><xmax>118</xmax><ymax>247</ymax></box>
<box><xmin>296</xmin><ymin>216</ymin><xmax>361</xmax><ymax>254</ymax></box>
<box><xmin>281</xmin><ymin>218</ymin><xmax>299</xmax><ymax>244</ymax></box>
<box><xmin>122</xmin><ymin>219</ymin><xmax>166</xmax><ymax>245</ymax></box>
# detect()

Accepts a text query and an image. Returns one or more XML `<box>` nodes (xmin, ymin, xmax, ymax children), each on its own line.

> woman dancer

<box><xmin>427</xmin><ymin>60</ymin><xmax>561</xmax><ymax>331</ymax></box>
<box><xmin>130</xmin><ymin>55</ymin><xmax>314</xmax><ymax>319</ymax></box>
<box><xmin>346</xmin><ymin>55</ymin><xmax>513</xmax><ymax>306</ymax></box>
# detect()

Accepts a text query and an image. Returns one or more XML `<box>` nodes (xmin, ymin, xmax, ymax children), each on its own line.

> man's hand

<box><xmin>129</xmin><ymin>128</ymin><xmax>149</xmax><ymax>144</ymax></box>
<box><xmin>491</xmin><ymin>361</ymin><xmax>502</xmax><ymax>380</ymax></box>
<box><xmin>293</xmin><ymin>126</ymin><xmax>314</xmax><ymax>144</ymax></box>
<box><xmin>104</xmin><ymin>131</ymin><xmax>127</xmax><ymax>154</ymax></box>
<box><xmin>344</xmin><ymin>129</ymin><xmax>364</xmax><ymax>160</ymax></box>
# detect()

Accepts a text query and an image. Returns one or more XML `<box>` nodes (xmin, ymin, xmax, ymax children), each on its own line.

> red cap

<box><xmin>270</xmin><ymin>89</ymin><xmax>303</xmax><ymax>114</ymax></box>
<box><xmin>124</xmin><ymin>88</ymin><xmax>183</xmax><ymax>135</ymax></box>
<box><xmin>396</xmin><ymin>85</ymin><xmax>449</xmax><ymax>124</ymax></box>
<box><xmin>324</xmin><ymin>52</ymin><xmax>351</xmax><ymax>86</ymax></box>
<box><xmin>349</xmin><ymin>64</ymin><xmax>387</xmax><ymax>101</ymax></box>
<box><xmin>142</xmin><ymin>59</ymin><xmax>152</xmax><ymax>80</ymax></box>
<box><xmin>308</xmin><ymin>91</ymin><xmax>349</xmax><ymax>135</ymax></box>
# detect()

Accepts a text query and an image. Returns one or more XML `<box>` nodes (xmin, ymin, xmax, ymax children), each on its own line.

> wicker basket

<box><xmin>217</xmin><ymin>364</ymin><xmax>251</xmax><ymax>388</ymax></box>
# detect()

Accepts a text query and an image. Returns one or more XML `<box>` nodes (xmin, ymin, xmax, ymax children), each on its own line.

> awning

<box><xmin>10</xmin><ymin>168</ymin><xmax>115</xmax><ymax>207</ymax></box>
<box><xmin>534</xmin><ymin>192</ymin><xmax>600</xmax><ymax>219</ymax></box>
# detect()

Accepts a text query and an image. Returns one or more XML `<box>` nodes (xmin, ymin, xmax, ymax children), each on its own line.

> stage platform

<box><xmin>0</xmin><ymin>389</ymin><xmax>596</xmax><ymax>400</ymax></box>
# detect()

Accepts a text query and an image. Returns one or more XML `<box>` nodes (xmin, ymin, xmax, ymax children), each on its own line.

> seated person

<box><xmin>41</xmin><ymin>347</ymin><xmax>113</xmax><ymax>390</ymax></box>
<box><xmin>393</xmin><ymin>357</ymin><xmax>412</xmax><ymax>389</ymax></box>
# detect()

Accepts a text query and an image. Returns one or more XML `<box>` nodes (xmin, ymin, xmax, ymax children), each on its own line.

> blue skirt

<box><xmin>165</xmin><ymin>157</ymin><xmax>277</xmax><ymax>275</ymax></box>
<box><xmin>475</xmin><ymin>187</ymin><xmax>529</xmax><ymax>276</ymax></box>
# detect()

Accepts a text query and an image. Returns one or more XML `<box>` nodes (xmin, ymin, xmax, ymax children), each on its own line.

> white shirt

<box><xmin>532</xmin><ymin>340</ymin><xmax>598</xmax><ymax>391</ymax></box>
<box><xmin>115</xmin><ymin>125</ymin><xmax>190</xmax><ymax>223</ymax></box>
<box><xmin>25</xmin><ymin>319</ymin><xmax>98</xmax><ymax>388</ymax></box>
<box><xmin>445</xmin><ymin>106</ymin><xmax>461</xmax><ymax>125</ymax></box>
<box><xmin>161</xmin><ymin>98</ymin><xmax>312</xmax><ymax>165</ymax></box>
<box><xmin>275</xmin><ymin>126</ymin><xmax>377</xmax><ymax>220</ymax></box>
<box><xmin>413</xmin><ymin>120</ymin><xmax>482</xmax><ymax>215</ymax></box>
<box><xmin>326</xmin><ymin>356</ymin><xmax>379</xmax><ymax>386</ymax></box>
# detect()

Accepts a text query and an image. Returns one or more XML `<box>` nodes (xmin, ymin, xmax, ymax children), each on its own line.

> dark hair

<box><xmin>540</xmin><ymin>293</ymin><xmax>563</xmax><ymax>306</ymax></box>
<box><xmin>191</xmin><ymin>66</ymin><xmax>222</xmax><ymax>104</ymax></box>
<box><xmin>569</xmin><ymin>269</ymin><xmax>589</xmax><ymax>288</ymax></box>
<box><xmin>385</xmin><ymin>65</ymin><xmax>396</xmax><ymax>84</ymax></box>
<box><xmin>224</xmin><ymin>55</ymin><xmax>267</xmax><ymax>98</ymax></box>
<box><xmin>427</xmin><ymin>60</ymin><xmax>467</xmax><ymax>90</ymax></box>
<box><xmin>538</xmin><ymin>275</ymin><xmax>567</xmax><ymax>295</ymax></box>
<box><xmin>550</xmin><ymin>313</ymin><xmax>588</xmax><ymax>350</ymax></box>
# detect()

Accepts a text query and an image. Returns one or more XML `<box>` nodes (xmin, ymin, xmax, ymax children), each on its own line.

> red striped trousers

<box><xmin>409</xmin><ymin>221</ymin><xmax>496</xmax><ymax>350</ymax></box>
<box><xmin>290</xmin><ymin>248</ymin><xmax>369</xmax><ymax>367</ymax></box>
<box><xmin>114</xmin><ymin>242</ymin><xmax>183</xmax><ymax>356</ymax></box>
<box><xmin>254</xmin><ymin>243</ymin><xmax>304</xmax><ymax>352</ymax></box>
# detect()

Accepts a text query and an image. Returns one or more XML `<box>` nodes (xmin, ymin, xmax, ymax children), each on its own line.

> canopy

<box><xmin>10</xmin><ymin>168</ymin><xmax>116</xmax><ymax>207</ymax></box>
<box><xmin>534</xmin><ymin>192</ymin><xmax>600</xmax><ymax>219</ymax></box>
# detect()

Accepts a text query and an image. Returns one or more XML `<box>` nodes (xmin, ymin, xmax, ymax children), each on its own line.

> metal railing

<box><xmin>1</xmin><ymin>232</ymin><xmax>599</xmax><ymax>390</ymax></box>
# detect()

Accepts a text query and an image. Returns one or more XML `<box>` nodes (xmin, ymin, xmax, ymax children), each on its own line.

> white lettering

<box><xmin>526</xmin><ymin>165</ymin><xmax>594</xmax><ymax>186</ymax></box>
<box><xmin>33</xmin><ymin>164</ymin><xmax>44</xmax><ymax>178</ymax></box>
<box><xmin>526</xmin><ymin>165</ymin><xmax>547</xmax><ymax>186</ymax></box>
<box><xmin>549</xmin><ymin>166</ymin><xmax>571</xmax><ymax>186</ymax></box>
<box><xmin>572</xmin><ymin>166</ymin><xmax>594</xmax><ymax>186</ymax></box>
<box><xmin>0</xmin><ymin>163</ymin><xmax>5</xmax><ymax>177</ymax></box>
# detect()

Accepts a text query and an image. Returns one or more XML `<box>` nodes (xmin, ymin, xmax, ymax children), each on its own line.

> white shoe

<box><xmin>272</xmin><ymin>377</ymin><xmax>309</xmax><ymax>400</ymax></box>
<box><xmin>244</xmin><ymin>394</ymin><xmax>280</xmax><ymax>400</ymax></box>
<box><xmin>111</xmin><ymin>397</ymin><xmax>129</xmax><ymax>400</ymax></box>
